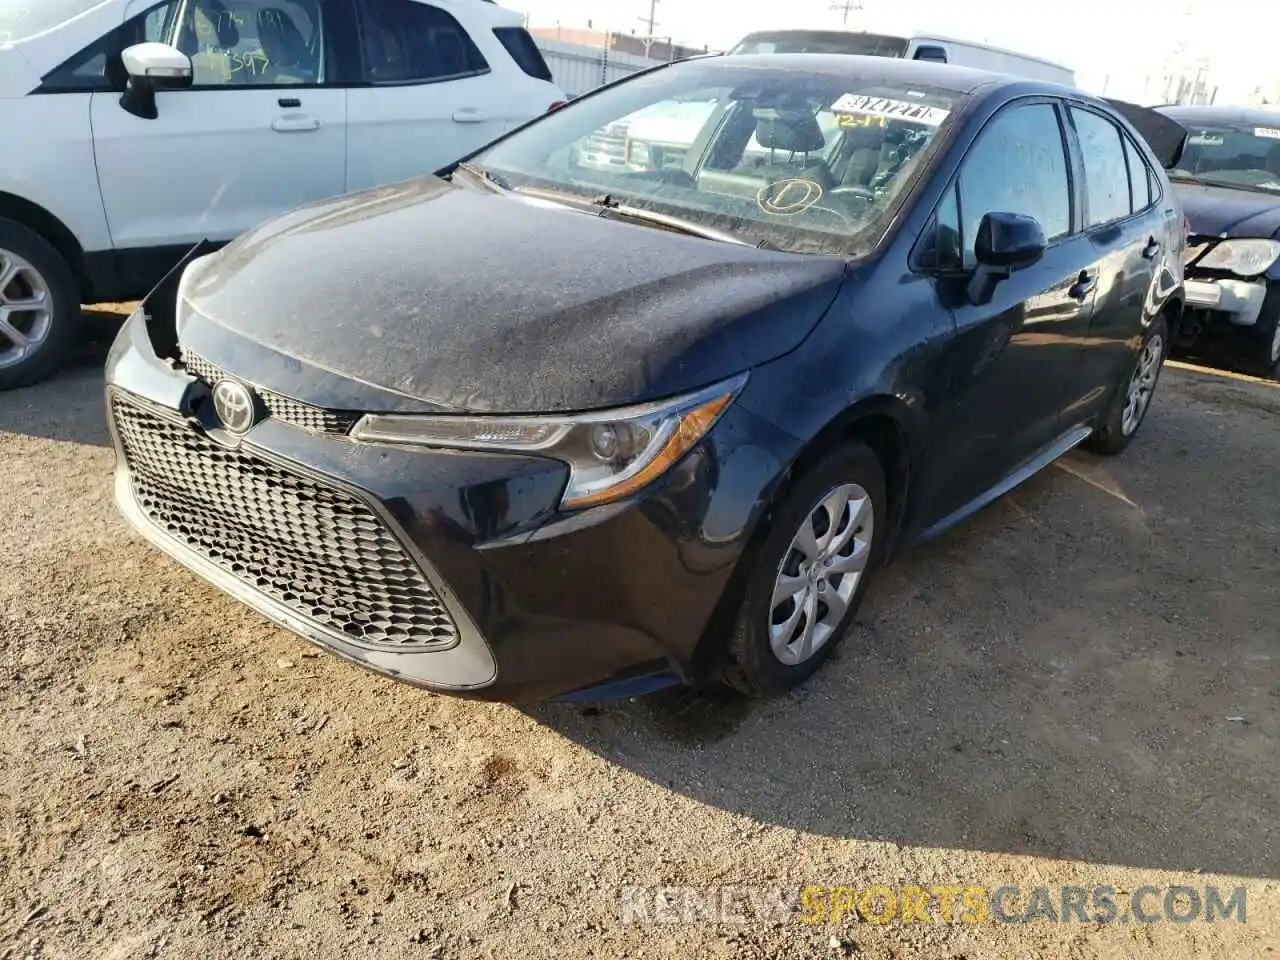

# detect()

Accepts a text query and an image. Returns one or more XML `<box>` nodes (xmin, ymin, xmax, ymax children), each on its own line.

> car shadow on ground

<box><xmin>0</xmin><ymin>311</ymin><xmax>122</xmax><ymax>447</ymax></box>
<box><xmin>528</xmin><ymin>393</ymin><xmax>1280</xmax><ymax>880</ymax></box>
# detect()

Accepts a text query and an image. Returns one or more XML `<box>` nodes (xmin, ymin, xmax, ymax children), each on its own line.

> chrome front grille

<box><xmin>180</xmin><ymin>350</ymin><xmax>359</xmax><ymax>435</ymax></box>
<box><xmin>111</xmin><ymin>393</ymin><xmax>459</xmax><ymax>652</ymax></box>
<box><xmin>582</xmin><ymin>123</ymin><xmax>631</xmax><ymax>164</ymax></box>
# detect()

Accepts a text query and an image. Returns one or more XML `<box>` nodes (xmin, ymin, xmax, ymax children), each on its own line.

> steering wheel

<box><xmin>826</xmin><ymin>185</ymin><xmax>876</xmax><ymax>220</ymax></box>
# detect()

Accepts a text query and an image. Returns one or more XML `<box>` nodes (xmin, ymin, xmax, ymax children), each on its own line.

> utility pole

<box><xmin>640</xmin><ymin>0</ymin><xmax>660</xmax><ymax>38</ymax></box>
<box><xmin>637</xmin><ymin>0</ymin><xmax>663</xmax><ymax>60</ymax></box>
<box><xmin>829</xmin><ymin>0</ymin><xmax>863</xmax><ymax>26</ymax></box>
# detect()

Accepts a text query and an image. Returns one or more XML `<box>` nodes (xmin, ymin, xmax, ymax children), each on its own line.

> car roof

<box><xmin>693</xmin><ymin>53</ymin><xmax>1053</xmax><ymax>97</ymax></box>
<box><xmin>1157</xmin><ymin>104</ymin><xmax>1280</xmax><ymax>128</ymax></box>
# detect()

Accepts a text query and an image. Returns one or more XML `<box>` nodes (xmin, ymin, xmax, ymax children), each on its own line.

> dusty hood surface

<box><xmin>1173</xmin><ymin>181</ymin><xmax>1280</xmax><ymax>240</ymax></box>
<box><xmin>177</xmin><ymin>177</ymin><xmax>847</xmax><ymax>414</ymax></box>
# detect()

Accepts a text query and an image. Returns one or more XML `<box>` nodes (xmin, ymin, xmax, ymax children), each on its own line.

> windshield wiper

<box><xmin>453</xmin><ymin>162</ymin><xmax>511</xmax><ymax>193</ymax></box>
<box><xmin>590</xmin><ymin>194</ymin><xmax>750</xmax><ymax>247</ymax></box>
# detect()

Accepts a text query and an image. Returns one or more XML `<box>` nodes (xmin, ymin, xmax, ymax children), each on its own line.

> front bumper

<box><xmin>104</xmin><ymin>306</ymin><xmax>780</xmax><ymax>701</ymax></box>
<box><xmin>1183</xmin><ymin>277</ymin><xmax>1267</xmax><ymax>326</ymax></box>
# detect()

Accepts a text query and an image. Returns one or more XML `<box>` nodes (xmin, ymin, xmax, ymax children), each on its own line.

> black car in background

<box><xmin>1157</xmin><ymin>105</ymin><xmax>1280</xmax><ymax>376</ymax></box>
<box><xmin>106</xmin><ymin>56</ymin><xmax>1184</xmax><ymax>702</ymax></box>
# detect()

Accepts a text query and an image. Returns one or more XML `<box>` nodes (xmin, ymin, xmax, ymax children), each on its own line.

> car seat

<box><xmin>182</xmin><ymin>2</ymin><xmax>240</xmax><ymax>84</ymax></box>
<box><xmin>748</xmin><ymin>109</ymin><xmax>836</xmax><ymax>188</ymax></box>
<box><xmin>256</xmin><ymin>8</ymin><xmax>315</xmax><ymax>84</ymax></box>
<box><xmin>829</xmin><ymin>125</ymin><xmax>887</xmax><ymax>189</ymax></box>
<box><xmin>363</xmin><ymin>23</ymin><xmax>408</xmax><ymax>82</ymax></box>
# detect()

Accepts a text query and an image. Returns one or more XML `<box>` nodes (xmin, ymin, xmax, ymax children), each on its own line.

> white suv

<box><xmin>0</xmin><ymin>0</ymin><xmax>564</xmax><ymax>387</ymax></box>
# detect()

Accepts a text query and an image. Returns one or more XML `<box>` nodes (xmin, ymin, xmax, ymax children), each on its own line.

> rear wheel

<box><xmin>721</xmin><ymin>443</ymin><xmax>886</xmax><ymax>697</ymax></box>
<box><xmin>0</xmin><ymin>218</ymin><xmax>80</xmax><ymax>391</ymax></box>
<box><xmin>1085</xmin><ymin>315</ymin><xmax>1168</xmax><ymax>456</ymax></box>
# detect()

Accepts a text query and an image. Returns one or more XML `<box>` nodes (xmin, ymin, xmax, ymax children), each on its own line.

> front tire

<box><xmin>0</xmin><ymin>218</ymin><xmax>81</xmax><ymax>391</ymax></box>
<box><xmin>1085</xmin><ymin>315</ymin><xmax>1168</xmax><ymax>456</ymax></box>
<box><xmin>1246</xmin><ymin>307</ymin><xmax>1280</xmax><ymax>379</ymax></box>
<box><xmin>721</xmin><ymin>443</ymin><xmax>886</xmax><ymax>697</ymax></box>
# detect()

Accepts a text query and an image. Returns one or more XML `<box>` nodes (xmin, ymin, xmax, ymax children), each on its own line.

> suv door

<box><xmin>924</xmin><ymin>99</ymin><xmax>1099</xmax><ymax>521</ymax></box>
<box><xmin>345</xmin><ymin>0</ymin><xmax>507</xmax><ymax>192</ymax></box>
<box><xmin>90</xmin><ymin>0</ymin><xmax>346</xmax><ymax>271</ymax></box>
<box><xmin>1065</xmin><ymin>105</ymin><xmax>1178</xmax><ymax>408</ymax></box>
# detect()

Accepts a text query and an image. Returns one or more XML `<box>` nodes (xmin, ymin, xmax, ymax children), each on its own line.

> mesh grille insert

<box><xmin>180</xmin><ymin>350</ymin><xmax>359</xmax><ymax>435</ymax></box>
<box><xmin>112</xmin><ymin>393</ymin><xmax>459</xmax><ymax>652</ymax></box>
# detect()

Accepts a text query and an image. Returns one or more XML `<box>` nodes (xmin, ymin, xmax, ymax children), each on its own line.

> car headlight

<box><xmin>350</xmin><ymin>373</ymin><xmax>747</xmax><ymax>509</ymax></box>
<box><xmin>1196</xmin><ymin>238</ymin><xmax>1280</xmax><ymax>276</ymax></box>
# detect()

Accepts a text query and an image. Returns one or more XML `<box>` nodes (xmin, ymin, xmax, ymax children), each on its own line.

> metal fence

<box><xmin>534</xmin><ymin>38</ymin><xmax>655</xmax><ymax>98</ymax></box>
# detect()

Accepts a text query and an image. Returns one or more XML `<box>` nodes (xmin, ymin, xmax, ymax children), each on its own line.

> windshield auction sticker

<box><xmin>831</xmin><ymin>94</ymin><xmax>950</xmax><ymax>127</ymax></box>
<box><xmin>1254</xmin><ymin>127</ymin><xmax>1280</xmax><ymax>140</ymax></box>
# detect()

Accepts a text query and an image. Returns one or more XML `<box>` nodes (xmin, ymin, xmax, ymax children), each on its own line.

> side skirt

<box><xmin>918</xmin><ymin>424</ymin><xmax>1093</xmax><ymax>543</ymax></box>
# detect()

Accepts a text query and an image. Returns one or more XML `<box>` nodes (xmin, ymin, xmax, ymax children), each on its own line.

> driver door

<box><xmin>91</xmin><ymin>0</ymin><xmax>346</xmax><ymax>266</ymax></box>
<box><xmin>924</xmin><ymin>100</ymin><xmax>1101</xmax><ymax>523</ymax></box>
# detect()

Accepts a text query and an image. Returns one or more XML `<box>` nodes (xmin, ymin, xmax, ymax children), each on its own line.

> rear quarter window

<box><xmin>493</xmin><ymin>26</ymin><xmax>552</xmax><ymax>82</ymax></box>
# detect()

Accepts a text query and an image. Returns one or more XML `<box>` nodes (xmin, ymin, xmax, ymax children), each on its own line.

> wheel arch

<box><xmin>689</xmin><ymin>394</ymin><xmax>920</xmax><ymax>683</ymax></box>
<box><xmin>0</xmin><ymin>192</ymin><xmax>89</xmax><ymax>297</ymax></box>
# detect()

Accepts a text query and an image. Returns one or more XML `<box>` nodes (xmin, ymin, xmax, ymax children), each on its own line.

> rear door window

<box><xmin>1122</xmin><ymin>133</ymin><xmax>1154</xmax><ymax>212</ymax></box>
<box><xmin>492</xmin><ymin>26</ymin><xmax>552</xmax><ymax>82</ymax></box>
<box><xmin>358</xmin><ymin>0</ymin><xmax>489</xmax><ymax>83</ymax></box>
<box><xmin>1070</xmin><ymin>107</ymin><xmax>1132</xmax><ymax>226</ymax></box>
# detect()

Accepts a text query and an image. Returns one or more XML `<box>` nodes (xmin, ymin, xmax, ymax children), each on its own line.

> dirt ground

<box><xmin>2</xmin><ymin>311</ymin><xmax>1278</xmax><ymax>959</ymax></box>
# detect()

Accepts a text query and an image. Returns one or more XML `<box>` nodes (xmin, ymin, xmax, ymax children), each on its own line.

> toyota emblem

<box><xmin>211</xmin><ymin>379</ymin><xmax>258</xmax><ymax>434</ymax></box>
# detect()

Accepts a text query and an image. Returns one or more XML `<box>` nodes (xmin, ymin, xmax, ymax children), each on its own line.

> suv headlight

<box><xmin>350</xmin><ymin>374</ymin><xmax>747</xmax><ymax>510</ymax></box>
<box><xmin>1196</xmin><ymin>238</ymin><xmax>1280</xmax><ymax>276</ymax></box>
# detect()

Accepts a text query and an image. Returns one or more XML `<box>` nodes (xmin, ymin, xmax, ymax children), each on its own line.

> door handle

<box><xmin>1141</xmin><ymin>237</ymin><xmax>1161</xmax><ymax>260</ymax></box>
<box><xmin>272</xmin><ymin>116</ymin><xmax>322</xmax><ymax>133</ymax></box>
<box><xmin>451</xmin><ymin>108</ymin><xmax>491</xmax><ymax>123</ymax></box>
<box><xmin>278</xmin><ymin>97</ymin><xmax>302</xmax><ymax>108</ymax></box>
<box><xmin>1068</xmin><ymin>271</ymin><xmax>1097</xmax><ymax>301</ymax></box>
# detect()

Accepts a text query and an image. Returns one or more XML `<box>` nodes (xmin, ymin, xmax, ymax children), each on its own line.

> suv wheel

<box><xmin>1085</xmin><ymin>315</ymin><xmax>1168</xmax><ymax>455</ymax></box>
<box><xmin>721</xmin><ymin>442</ymin><xmax>886</xmax><ymax>697</ymax></box>
<box><xmin>0</xmin><ymin>218</ymin><xmax>80</xmax><ymax>390</ymax></box>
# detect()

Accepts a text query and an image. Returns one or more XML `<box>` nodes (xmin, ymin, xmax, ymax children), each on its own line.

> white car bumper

<box><xmin>1184</xmin><ymin>278</ymin><xmax>1268</xmax><ymax>326</ymax></box>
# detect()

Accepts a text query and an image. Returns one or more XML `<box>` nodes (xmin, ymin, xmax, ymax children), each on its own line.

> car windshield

<box><xmin>1170</xmin><ymin>122</ymin><xmax>1280</xmax><ymax>192</ymax></box>
<box><xmin>468</xmin><ymin>61</ymin><xmax>957</xmax><ymax>257</ymax></box>
<box><xmin>0</xmin><ymin>0</ymin><xmax>110</xmax><ymax>42</ymax></box>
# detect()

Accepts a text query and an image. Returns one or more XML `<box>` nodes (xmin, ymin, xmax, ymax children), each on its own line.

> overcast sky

<box><xmin>508</xmin><ymin>0</ymin><xmax>1280</xmax><ymax>104</ymax></box>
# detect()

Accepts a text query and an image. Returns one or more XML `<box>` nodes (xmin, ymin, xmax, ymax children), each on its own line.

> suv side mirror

<box><xmin>967</xmin><ymin>211</ymin><xmax>1046</xmax><ymax>305</ymax></box>
<box><xmin>119</xmin><ymin>43</ymin><xmax>193</xmax><ymax>120</ymax></box>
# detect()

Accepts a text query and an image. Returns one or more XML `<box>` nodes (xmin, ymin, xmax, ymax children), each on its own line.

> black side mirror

<box><xmin>968</xmin><ymin>211</ymin><xmax>1046</xmax><ymax>305</ymax></box>
<box><xmin>975</xmin><ymin>211</ymin><xmax>1046</xmax><ymax>268</ymax></box>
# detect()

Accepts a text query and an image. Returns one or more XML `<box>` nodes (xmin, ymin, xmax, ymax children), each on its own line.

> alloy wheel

<box><xmin>1120</xmin><ymin>333</ymin><xmax>1163</xmax><ymax>437</ymax></box>
<box><xmin>0</xmin><ymin>248</ymin><xmax>54</xmax><ymax>370</ymax></box>
<box><xmin>768</xmin><ymin>482</ymin><xmax>874</xmax><ymax>667</ymax></box>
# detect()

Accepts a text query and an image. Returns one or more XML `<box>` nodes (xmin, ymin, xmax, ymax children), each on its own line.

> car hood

<box><xmin>0</xmin><ymin>44</ymin><xmax>40</xmax><ymax>97</ymax></box>
<box><xmin>176</xmin><ymin>177</ymin><xmax>848</xmax><ymax>414</ymax></box>
<box><xmin>1172</xmin><ymin>180</ymin><xmax>1280</xmax><ymax>239</ymax></box>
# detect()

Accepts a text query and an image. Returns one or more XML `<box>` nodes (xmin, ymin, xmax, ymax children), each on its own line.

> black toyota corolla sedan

<box><xmin>105</xmin><ymin>55</ymin><xmax>1185</xmax><ymax>703</ymax></box>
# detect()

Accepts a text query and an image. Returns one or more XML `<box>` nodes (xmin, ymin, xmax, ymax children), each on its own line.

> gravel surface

<box><xmin>3</xmin><ymin>316</ymin><xmax>1278</xmax><ymax>959</ymax></box>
